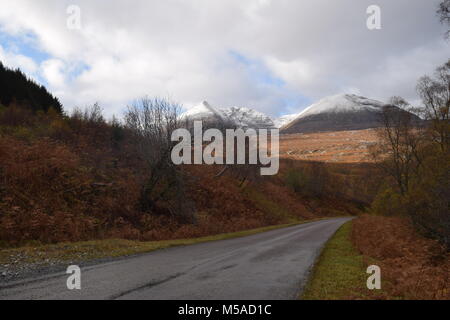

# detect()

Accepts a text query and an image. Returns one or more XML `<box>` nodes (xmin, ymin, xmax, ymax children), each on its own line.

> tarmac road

<box><xmin>0</xmin><ymin>217</ymin><xmax>351</xmax><ymax>300</ymax></box>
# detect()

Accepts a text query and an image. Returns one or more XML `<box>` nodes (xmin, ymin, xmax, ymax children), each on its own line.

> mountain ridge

<box><xmin>281</xmin><ymin>94</ymin><xmax>420</xmax><ymax>134</ymax></box>
<box><xmin>181</xmin><ymin>101</ymin><xmax>275</xmax><ymax>129</ymax></box>
<box><xmin>182</xmin><ymin>94</ymin><xmax>420</xmax><ymax>133</ymax></box>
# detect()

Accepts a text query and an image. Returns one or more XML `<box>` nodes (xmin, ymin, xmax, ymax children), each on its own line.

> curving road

<box><xmin>0</xmin><ymin>217</ymin><xmax>351</xmax><ymax>300</ymax></box>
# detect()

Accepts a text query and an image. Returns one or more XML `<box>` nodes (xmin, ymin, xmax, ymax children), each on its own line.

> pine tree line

<box><xmin>0</xmin><ymin>61</ymin><xmax>63</xmax><ymax>113</ymax></box>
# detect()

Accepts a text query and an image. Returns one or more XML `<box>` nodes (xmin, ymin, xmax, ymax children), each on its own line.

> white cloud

<box><xmin>0</xmin><ymin>0</ymin><xmax>448</xmax><ymax>116</ymax></box>
<box><xmin>264</xmin><ymin>57</ymin><xmax>313</xmax><ymax>89</ymax></box>
<box><xmin>41</xmin><ymin>59</ymin><xmax>65</xmax><ymax>88</ymax></box>
<box><xmin>0</xmin><ymin>45</ymin><xmax>38</xmax><ymax>74</ymax></box>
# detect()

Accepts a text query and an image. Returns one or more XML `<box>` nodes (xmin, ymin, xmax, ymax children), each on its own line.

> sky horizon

<box><xmin>0</xmin><ymin>0</ymin><xmax>448</xmax><ymax>118</ymax></box>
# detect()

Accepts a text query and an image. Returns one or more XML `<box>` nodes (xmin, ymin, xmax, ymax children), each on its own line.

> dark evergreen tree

<box><xmin>0</xmin><ymin>61</ymin><xmax>63</xmax><ymax>113</ymax></box>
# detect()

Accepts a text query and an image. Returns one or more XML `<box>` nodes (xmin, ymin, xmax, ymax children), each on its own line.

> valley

<box><xmin>280</xmin><ymin>129</ymin><xmax>378</xmax><ymax>163</ymax></box>
<box><xmin>0</xmin><ymin>0</ymin><xmax>448</xmax><ymax>304</ymax></box>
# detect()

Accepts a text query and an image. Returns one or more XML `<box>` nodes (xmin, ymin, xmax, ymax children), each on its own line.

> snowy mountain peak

<box><xmin>281</xmin><ymin>93</ymin><xmax>390</xmax><ymax>134</ymax></box>
<box><xmin>221</xmin><ymin>106</ymin><xmax>275</xmax><ymax>129</ymax></box>
<box><xmin>181</xmin><ymin>94</ymin><xmax>389</xmax><ymax>132</ymax></box>
<box><xmin>182</xmin><ymin>100</ymin><xmax>227</xmax><ymax>121</ymax></box>
<box><xmin>295</xmin><ymin>94</ymin><xmax>384</xmax><ymax>120</ymax></box>
<box><xmin>182</xmin><ymin>101</ymin><xmax>275</xmax><ymax>129</ymax></box>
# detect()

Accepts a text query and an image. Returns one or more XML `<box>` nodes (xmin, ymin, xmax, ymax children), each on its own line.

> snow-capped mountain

<box><xmin>281</xmin><ymin>94</ymin><xmax>387</xmax><ymax>134</ymax></box>
<box><xmin>296</xmin><ymin>94</ymin><xmax>384</xmax><ymax>119</ymax></box>
<box><xmin>182</xmin><ymin>94</ymin><xmax>419</xmax><ymax>134</ymax></box>
<box><xmin>221</xmin><ymin>106</ymin><xmax>274</xmax><ymax>129</ymax></box>
<box><xmin>279</xmin><ymin>93</ymin><xmax>424</xmax><ymax>134</ymax></box>
<box><xmin>182</xmin><ymin>101</ymin><xmax>227</xmax><ymax>122</ymax></box>
<box><xmin>182</xmin><ymin>101</ymin><xmax>275</xmax><ymax>129</ymax></box>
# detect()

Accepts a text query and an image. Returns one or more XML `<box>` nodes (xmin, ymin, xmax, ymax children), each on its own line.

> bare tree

<box><xmin>438</xmin><ymin>0</ymin><xmax>450</xmax><ymax>38</ymax></box>
<box><xmin>417</xmin><ymin>60</ymin><xmax>450</xmax><ymax>152</ymax></box>
<box><xmin>371</xmin><ymin>61</ymin><xmax>450</xmax><ymax>248</ymax></box>
<box><xmin>125</xmin><ymin>97</ymin><xmax>196</xmax><ymax>223</ymax></box>
<box><xmin>371</xmin><ymin>101</ymin><xmax>424</xmax><ymax>195</ymax></box>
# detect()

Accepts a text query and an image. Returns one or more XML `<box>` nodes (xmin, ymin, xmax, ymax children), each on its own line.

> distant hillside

<box><xmin>281</xmin><ymin>94</ymin><xmax>421</xmax><ymax>134</ymax></box>
<box><xmin>0</xmin><ymin>62</ymin><xmax>62</xmax><ymax>113</ymax></box>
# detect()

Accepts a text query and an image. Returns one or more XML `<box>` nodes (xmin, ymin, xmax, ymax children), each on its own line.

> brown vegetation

<box><xmin>370</xmin><ymin>60</ymin><xmax>450</xmax><ymax>248</ymax></box>
<box><xmin>281</xmin><ymin>158</ymin><xmax>381</xmax><ymax>208</ymax></box>
<box><xmin>280</xmin><ymin>129</ymin><xmax>378</xmax><ymax>163</ymax></box>
<box><xmin>352</xmin><ymin>215</ymin><xmax>449</xmax><ymax>300</ymax></box>
<box><xmin>1</xmin><ymin>100</ymin><xmax>364</xmax><ymax>246</ymax></box>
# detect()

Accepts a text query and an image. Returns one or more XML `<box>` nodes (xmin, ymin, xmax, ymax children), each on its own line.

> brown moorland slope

<box><xmin>280</xmin><ymin>129</ymin><xmax>378</xmax><ymax>163</ymax></box>
<box><xmin>0</xmin><ymin>105</ymin><xmax>367</xmax><ymax>246</ymax></box>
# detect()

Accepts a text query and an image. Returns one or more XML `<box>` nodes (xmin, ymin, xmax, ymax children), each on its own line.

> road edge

<box><xmin>1</xmin><ymin>218</ymin><xmax>333</xmax><ymax>284</ymax></box>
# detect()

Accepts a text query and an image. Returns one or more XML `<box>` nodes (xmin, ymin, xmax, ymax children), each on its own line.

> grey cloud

<box><xmin>0</xmin><ymin>0</ymin><xmax>448</xmax><ymax>116</ymax></box>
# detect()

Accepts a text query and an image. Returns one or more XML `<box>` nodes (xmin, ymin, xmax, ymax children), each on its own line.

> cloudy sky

<box><xmin>0</xmin><ymin>0</ymin><xmax>448</xmax><ymax>117</ymax></box>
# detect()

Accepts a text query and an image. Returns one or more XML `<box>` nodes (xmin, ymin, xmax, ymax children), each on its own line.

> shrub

<box><xmin>406</xmin><ymin>152</ymin><xmax>450</xmax><ymax>248</ymax></box>
<box><xmin>371</xmin><ymin>187</ymin><xmax>405</xmax><ymax>216</ymax></box>
<box><xmin>284</xmin><ymin>162</ymin><xmax>330</xmax><ymax>197</ymax></box>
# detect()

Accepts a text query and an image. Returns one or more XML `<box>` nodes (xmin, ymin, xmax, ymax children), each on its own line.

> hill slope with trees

<box><xmin>0</xmin><ymin>62</ymin><xmax>62</xmax><ymax>114</ymax></box>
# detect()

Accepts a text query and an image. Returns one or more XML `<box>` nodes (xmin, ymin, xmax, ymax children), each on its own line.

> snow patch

<box><xmin>273</xmin><ymin>113</ymin><xmax>301</xmax><ymax>128</ymax></box>
<box><xmin>182</xmin><ymin>101</ymin><xmax>227</xmax><ymax>121</ymax></box>
<box><xmin>295</xmin><ymin>94</ymin><xmax>384</xmax><ymax>120</ymax></box>
<box><xmin>182</xmin><ymin>101</ymin><xmax>274</xmax><ymax>129</ymax></box>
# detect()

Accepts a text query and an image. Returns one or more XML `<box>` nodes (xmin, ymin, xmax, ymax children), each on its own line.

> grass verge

<box><xmin>0</xmin><ymin>219</ymin><xmax>325</xmax><ymax>272</ymax></box>
<box><xmin>302</xmin><ymin>221</ymin><xmax>370</xmax><ymax>300</ymax></box>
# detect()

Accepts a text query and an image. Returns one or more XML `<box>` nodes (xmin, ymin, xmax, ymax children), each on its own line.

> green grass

<box><xmin>0</xmin><ymin>220</ymin><xmax>324</xmax><ymax>269</ymax></box>
<box><xmin>302</xmin><ymin>221</ymin><xmax>370</xmax><ymax>300</ymax></box>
